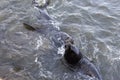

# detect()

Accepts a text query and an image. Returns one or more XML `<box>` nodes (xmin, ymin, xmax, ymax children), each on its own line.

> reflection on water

<box><xmin>0</xmin><ymin>0</ymin><xmax>120</xmax><ymax>80</ymax></box>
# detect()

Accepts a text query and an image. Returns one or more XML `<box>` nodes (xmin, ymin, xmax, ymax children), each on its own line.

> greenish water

<box><xmin>0</xmin><ymin>0</ymin><xmax>120</xmax><ymax>80</ymax></box>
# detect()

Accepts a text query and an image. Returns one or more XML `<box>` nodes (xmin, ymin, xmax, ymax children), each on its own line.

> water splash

<box><xmin>35</xmin><ymin>36</ymin><xmax>43</xmax><ymax>50</ymax></box>
<box><xmin>57</xmin><ymin>45</ymin><xmax>65</xmax><ymax>56</ymax></box>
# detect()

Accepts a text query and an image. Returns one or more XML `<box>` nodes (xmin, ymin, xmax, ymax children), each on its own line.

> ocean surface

<box><xmin>0</xmin><ymin>0</ymin><xmax>120</xmax><ymax>80</ymax></box>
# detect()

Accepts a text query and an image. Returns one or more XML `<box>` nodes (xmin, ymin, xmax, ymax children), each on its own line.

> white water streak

<box><xmin>57</xmin><ymin>45</ymin><xmax>65</xmax><ymax>56</ymax></box>
<box><xmin>35</xmin><ymin>36</ymin><xmax>43</xmax><ymax>50</ymax></box>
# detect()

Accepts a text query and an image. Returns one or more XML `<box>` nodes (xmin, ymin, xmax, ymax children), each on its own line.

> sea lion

<box><xmin>23</xmin><ymin>21</ymin><xmax>102</xmax><ymax>79</ymax></box>
<box><xmin>23</xmin><ymin>0</ymin><xmax>102</xmax><ymax>80</ymax></box>
<box><xmin>64</xmin><ymin>43</ymin><xmax>82</xmax><ymax>65</ymax></box>
<box><xmin>64</xmin><ymin>42</ymin><xmax>102</xmax><ymax>80</ymax></box>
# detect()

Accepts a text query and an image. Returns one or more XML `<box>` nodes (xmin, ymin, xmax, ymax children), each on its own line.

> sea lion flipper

<box><xmin>23</xmin><ymin>19</ymin><xmax>43</xmax><ymax>31</ymax></box>
<box><xmin>23</xmin><ymin>22</ymin><xmax>36</xmax><ymax>31</ymax></box>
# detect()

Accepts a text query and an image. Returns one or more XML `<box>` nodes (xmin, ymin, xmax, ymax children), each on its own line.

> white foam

<box><xmin>57</xmin><ymin>45</ymin><xmax>65</xmax><ymax>56</ymax></box>
<box><xmin>35</xmin><ymin>36</ymin><xmax>43</xmax><ymax>50</ymax></box>
<box><xmin>34</xmin><ymin>0</ymin><xmax>46</xmax><ymax>7</ymax></box>
<box><xmin>51</xmin><ymin>20</ymin><xmax>60</xmax><ymax>30</ymax></box>
<box><xmin>35</xmin><ymin>57</ymin><xmax>38</xmax><ymax>63</ymax></box>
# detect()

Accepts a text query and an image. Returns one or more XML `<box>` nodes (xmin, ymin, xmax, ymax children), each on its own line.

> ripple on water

<box><xmin>0</xmin><ymin>0</ymin><xmax>120</xmax><ymax>80</ymax></box>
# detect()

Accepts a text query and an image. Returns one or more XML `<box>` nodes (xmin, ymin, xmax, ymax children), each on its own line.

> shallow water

<box><xmin>0</xmin><ymin>0</ymin><xmax>120</xmax><ymax>80</ymax></box>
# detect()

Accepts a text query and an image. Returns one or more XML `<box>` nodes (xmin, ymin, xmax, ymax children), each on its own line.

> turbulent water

<box><xmin>0</xmin><ymin>0</ymin><xmax>120</xmax><ymax>80</ymax></box>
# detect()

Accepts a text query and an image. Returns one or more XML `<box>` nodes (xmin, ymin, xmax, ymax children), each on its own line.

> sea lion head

<box><xmin>64</xmin><ymin>43</ymin><xmax>83</xmax><ymax>65</ymax></box>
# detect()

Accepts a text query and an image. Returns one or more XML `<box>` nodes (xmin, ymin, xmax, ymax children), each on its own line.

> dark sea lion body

<box><xmin>64</xmin><ymin>44</ymin><xmax>102</xmax><ymax>80</ymax></box>
<box><xmin>64</xmin><ymin>44</ymin><xmax>82</xmax><ymax>65</ymax></box>
<box><xmin>23</xmin><ymin>0</ymin><xmax>102</xmax><ymax>80</ymax></box>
